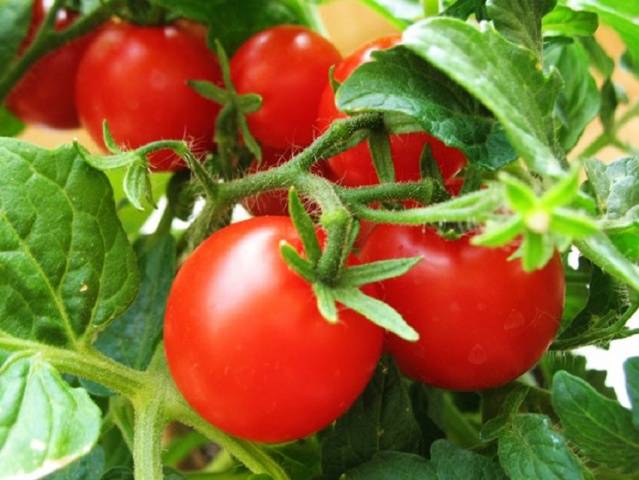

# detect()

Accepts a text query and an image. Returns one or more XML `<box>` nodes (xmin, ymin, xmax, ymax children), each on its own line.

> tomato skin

<box><xmin>360</xmin><ymin>226</ymin><xmax>564</xmax><ymax>391</ymax></box>
<box><xmin>75</xmin><ymin>23</ymin><xmax>222</xmax><ymax>171</ymax></box>
<box><xmin>231</xmin><ymin>25</ymin><xmax>341</xmax><ymax>150</ymax></box>
<box><xmin>6</xmin><ymin>1</ymin><xmax>94</xmax><ymax>129</ymax></box>
<box><xmin>316</xmin><ymin>36</ymin><xmax>467</xmax><ymax>188</ymax></box>
<box><xmin>164</xmin><ymin>217</ymin><xmax>384</xmax><ymax>442</ymax></box>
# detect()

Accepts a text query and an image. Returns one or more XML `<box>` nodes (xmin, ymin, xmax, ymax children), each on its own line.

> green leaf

<box><xmin>123</xmin><ymin>162</ymin><xmax>153</xmax><ymax>211</ymax></box>
<box><xmin>280</xmin><ymin>241</ymin><xmax>316</xmax><ymax>281</ymax></box>
<box><xmin>94</xmin><ymin>234</ymin><xmax>175</xmax><ymax>370</ymax></box>
<box><xmin>500</xmin><ymin>173</ymin><xmax>537</xmax><ymax>212</ymax></box>
<box><xmin>336</xmin><ymin>46</ymin><xmax>516</xmax><ymax>171</ymax></box>
<box><xmin>0</xmin><ymin>106</ymin><xmax>24</xmax><ymax>137</ymax></box>
<box><xmin>404</xmin><ymin>17</ymin><xmax>563</xmax><ymax>175</ymax></box>
<box><xmin>149</xmin><ymin>0</ymin><xmax>320</xmax><ymax>54</ymax></box>
<box><xmin>554</xmin><ymin>262</ymin><xmax>638</xmax><ymax>349</ymax></box>
<box><xmin>520</xmin><ymin>231</ymin><xmax>555</xmax><ymax>271</ymax></box>
<box><xmin>44</xmin><ymin>446</ymin><xmax>105</xmax><ymax>480</ymax></box>
<box><xmin>498</xmin><ymin>414</ymin><xmax>586</xmax><ymax>480</ymax></box>
<box><xmin>550</xmin><ymin>208</ymin><xmax>598</xmax><ymax>237</ymax></box>
<box><xmin>599</xmin><ymin>79</ymin><xmax>619</xmax><ymax>133</ymax></box>
<box><xmin>560</xmin><ymin>256</ymin><xmax>592</xmax><ymax>331</ymax></box>
<box><xmin>367</xmin><ymin>129</ymin><xmax>395</xmax><ymax>183</ymax></box>
<box><xmin>431</xmin><ymin>439</ymin><xmax>507</xmax><ymax>479</ymax></box>
<box><xmin>576</xmin><ymin>232</ymin><xmax>639</xmax><ymax>292</ymax></box>
<box><xmin>0</xmin><ymin>0</ymin><xmax>32</xmax><ymax>72</ymax></box>
<box><xmin>357</xmin><ymin>0</ymin><xmax>424</xmax><ymax>29</ymax></box>
<box><xmin>578</xmin><ymin>36</ymin><xmax>614</xmax><ymax>77</ymax></box>
<box><xmin>0</xmin><ymin>139</ymin><xmax>139</xmax><ymax>346</ymax></box>
<box><xmin>188</xmin><ymin>79</ymin><xmax>229</xmax><ymax>105</ymax></box>
<box><xmin>339</xmin><ymin>257</ymin><xmax>421</xmax><ymax>288</ymax></box>
<box><xmin>553</xmin><ymin>371</ymin><xmax>639</xmax><ymax>473</ymax></box>
<box><xmin>540</xmin><ymin>351</ymin><xmax>616</xmax><ymax>399</ymax></box>
<box><xmin>472</xmin><ymin>217</ymin><xmax>524</xmax><ymax>247</ymax></box>
<box><xmin>312</xmin><ymin>282</ymin><xmax>338</xmax><ymax>324</ymax></box>
<box><xmin>625</xmin><ymin>357</ymin><xmax>639</xmax><ymax>429</ymax></box>
<box><xmin>263</xmin><ymin>438</ymin><xmax>322</xmax><ymax>480</ymax></box>
<box><xmin>288</xmin><ymin>189</ymin><xmax>321</xmax><ymax>265</ymax></box>
<box><xmin>585</xmin><ymin>157</ymin><xmax>639</xmax><ymax>223</ymax></box>
<box><xmin>321</xmin><ymin>357</ymin><xmax>423</xmax><ymax>480</ymax></box>
<box><xmin>561</xmin><ymin>0</ymin><xmax>639</xmax><ymax>69</ymax></box>
<box><xmin>542</xmin><ymin>6</ymin><xmax>599</xmax><ymax>37</ymax></box>
<box><xmin>342</xmin><ymin>451</ymin><xmax>435</xmax><ymax>479</ymax></box>
<box><xmin>106</xmin><ymin>170</ymin><xmax>170</xmax><ymax>237</ymax></box>
<box><xmin>333</xmin><ymin>287</ymin><xmax>418</xmax><ymax>341</ymax></box>
<box><xmin>0</xmin><ymin>354</ymin><xmax>101</xmax><ymax>478</ymax></box>
<box><xmin>486</xmin><ymin>0</ymin><xmax>556</xmax><ymax>57</ymax></box>
<box><xmin>544</xmin><ymin>40</ymin><xmax>600</xmax><ymax>150</ymax></box>
<box><xmin>442</xmin><ymin>0</ymin><xmax>488</xmax><ymax>20</ymax></box>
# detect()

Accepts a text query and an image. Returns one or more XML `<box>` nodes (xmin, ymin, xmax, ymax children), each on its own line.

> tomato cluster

<box><xmin>10</xmin><ymin>10</ymin><xmax>565</xmax><ymax>444</ymax></box>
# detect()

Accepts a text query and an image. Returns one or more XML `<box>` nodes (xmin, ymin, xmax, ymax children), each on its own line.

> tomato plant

<box><xmin>360</xmin><ymin>225</ymin><xmax>565</xmax><ymax>390</ymax></box>
<box><xmin>231</xmin><ymin>25</ymin><xmax>341</xmax><ymax>150</ymax></box>
<box><xmin>75</xmin><ymin>22</ymin><xmax>222</xmax><ymax>171</ymax></box>
<box><xmin>0</xmin><ymin>1</ymin><xmax>638</xmax><ymax>479</ymax></box>
<box><xmin>6</xmin><ymin>0</ymin><xmax>93</xmax><ymax>129</ymax></box>
<box><xmin>316</xmin><ymin>35</ymin><xmax>467</xmax><ymax>188</ymax></box>
<box><xmin>164</xmin><ymin>216</ymin><xmax>383</xmax><ymax>442</ymax></box>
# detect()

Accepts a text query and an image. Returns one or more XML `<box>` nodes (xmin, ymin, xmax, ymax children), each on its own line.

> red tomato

<box><xmin>231</xmin><ymin>25</ymin><xmax>341</xmax><ymax>150</ymax></box>
<box><xmin>360</xmin><ymin>226</ymin><xmax>564</xmax><ymax>390</ymax></box>
<box><xmin>164</xmin><ymin>217</ymin><xmax>384</xmax><ymax>442</ymax></box>
<box><xmin>6</xmin><ymin>0</ymin><xmax>94</xmax><ymax>129</ymax></box>
<box><xmin>75</xmin><ymin>22</ymin><xmax>222</xmax><ymax>171</ymax></box>
<box><xmin>316</xmin><ymin>36</ymin><xmax>467</xmax><ymax>188</ymax></box>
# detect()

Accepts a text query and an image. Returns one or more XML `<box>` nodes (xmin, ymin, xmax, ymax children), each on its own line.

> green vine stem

<box><xmin>133</xmin><ymin>394</ymin><xmax>165</xmax><ymax>480</ymax></box>
<box><xmin>0</xmin><ymin>0</ymin><xmax>115</xmax><ymax>102</ymax></box>
<box><xmin>579</xmin><ymin>100</ymin><xmax>639</xmax><ymax>158</ymax></box>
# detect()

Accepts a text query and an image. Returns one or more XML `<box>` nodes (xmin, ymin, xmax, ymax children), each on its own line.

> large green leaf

<box><xmin>498</xmin><ymin>414</ymin><xmax>586</xmax><ymax>480</ymax></box>
<box><xmin>544</xmin><ymin>40</ymin><xmax>600</xmax><ymax>150</ymax></box>
<box><xmin>553</xmin><ymin>371</ymin><xmax>639</xmax><ymax>473</ymax></box>
<box><xmin>404</xmin><ymin>17</ymin><xmax>563</xmax><ymax>175</ymax></box>
<box><xmin>321</xmin><ymin>357</ymin><xmax>422</xmax><ymax>480</ymax></box>
<box><xmin>0</xmin><ymin>140</ymin><xmax>139</xmax><ymax>346</ymax></box>
<box><xmin>0</xmin><ymin>354</ymin><xmax>101</xmax><ymax>478</ymax></box>
<box><xmin>561</xmin><ymin>0</ymin><xmax>639</xmax><ymax>67</ymax></box>
<box><xmin>149</xmin><ymin>0</ymin><xmax>320</xmax><ymax>54</ymax></box>
<box><xmin>430</xmin><ymin>440</ymin><xmax>507</xmax><ymax>479</ymax></box>
<box><xmin>0</xmin><ymin>0</ymin><xmax>32</xmax><ymax>73</ymax></box>
<box><xmin>486</xmin><ymin>0</ymin><xmax>556</xmax><ymax>57</ymax></box>
<box><xmin>94</xmin><ymin>234</ymin><xmax>176</xmax><ymax>370</ymax></box>
<box><xmin>542</xmin><ymin>6</ymin><xmax>599</xmax><ymax>37</ymax></box>
<box><xmin>336</xmin><ymin>46</ymin><xmax>516</xmax><ymax>170</ymax></box>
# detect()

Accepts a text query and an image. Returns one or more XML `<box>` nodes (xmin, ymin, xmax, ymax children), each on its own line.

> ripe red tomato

<box><xmin>231</xmin><ymin>25</ymin><xmax>341</xmax><ymax>150</ymax></box>
<box><xmin>360</xmin><ymin>226</ymin><xmax>564</xmax><ymax>390</ymax></box>
<box><xmin>75</xmin><ymin>22</ymin><xmax>222</xmax><ymax>171</ymax></box>
<box><xmin>6</xmin><ymin>0</ymin><xmax>94</xmax><ymax>129</ymax></box>
<box><xmin>316</xmin><ymin>36</ymin><xmax>467</xmax><ymax>188</ymax></box>
<box><xmin>164</xmin><ymin>216</ymin><xmax>383</xmax><ymax>442</ymax></box>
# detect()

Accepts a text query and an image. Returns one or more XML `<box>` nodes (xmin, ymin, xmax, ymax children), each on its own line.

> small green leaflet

<box><xmin>0</xmin><ymin>0</ymin><xmax>32</xmax><ymax>73</ymax></box>
<box><xmin>0</xmin><ymin>139</ymin><xmax>139</xmax><ymax>346</ymax></box>
<box><xmin>625</xmin><ymin>358</ymin><xmax>639</xmax><ymax>429</ymax></box>
<box><xmin>542</xmin><ymin>6</ymin><xmax>599</xmax><ymax>37</ymax></box>
<box><xmin>0</xmin><ymin>354</ymin><xmax>101</xmax><ymax>479</ymax></box>
<box><xmin>404</xmin><ymin>17</ymin><xmax>563</xmax><ymax>176</ymax></box>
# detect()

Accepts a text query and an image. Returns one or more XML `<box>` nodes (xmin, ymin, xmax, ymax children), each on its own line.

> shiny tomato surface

<box><xmin>7</xmin><ymin>0</ymin><xmax>94</xmax><ymax>129</ymax></box>
<box><xmin>231</xmin><ymin>25</ymin><xmax>341</xmax><ymax>150</ymax></box>
<box><xmin>164</xmin><ymin>216</ymin><xmax>384</xmax><ymax>442</ymax></box>
<box><xmin>75</xmin><ymin>22</ymin><xmax>222</xmax><ymax>171</ymax></box>
<box><xmin>360</xmin><ymin>225</ymin><xmax>565</xmax><ymax>390</ymax></box>
<box><xmin>316</xmin><ymin>35</ymin><xmax>467</xmax><ymax>188</ymax></box>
